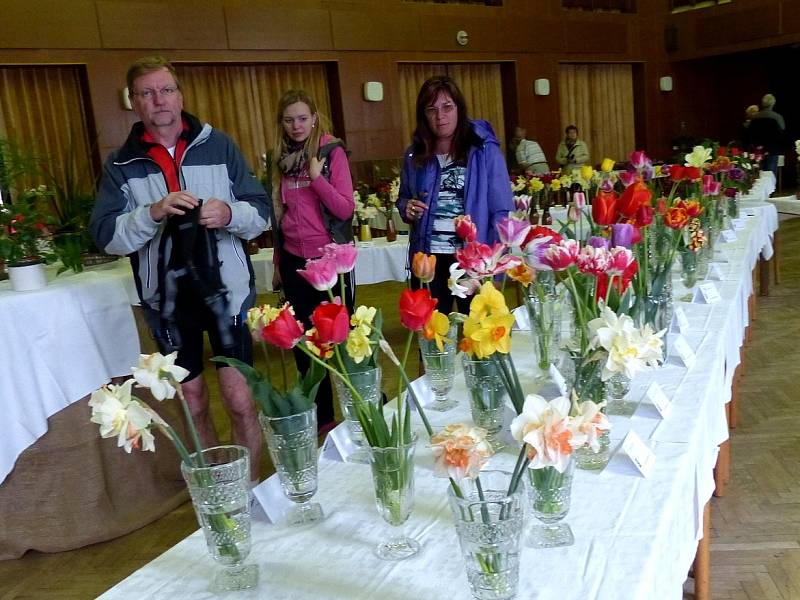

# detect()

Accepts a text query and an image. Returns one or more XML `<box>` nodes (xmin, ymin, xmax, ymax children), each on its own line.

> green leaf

<box><xmin>300</xmin><ymin>357</ymin><xmax>326</xmax><ymax>402</ymax></box>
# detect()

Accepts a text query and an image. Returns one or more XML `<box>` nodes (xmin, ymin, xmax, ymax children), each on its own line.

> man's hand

<box><xmin>308</xmin><ymin>156</ymin><xmax>326</xmax><ymax>181</ymax></box>
<box><xmin>200</xmin><ymin>198</ymin><xmax>232</xmax><ymax>229</ymax></box>
<box><xmin>149</xmin><ymin>191</ymin><xmax>199</xmax><ymax>221</ymax></box>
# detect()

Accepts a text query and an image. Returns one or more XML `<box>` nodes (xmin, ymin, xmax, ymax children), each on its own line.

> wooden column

<box><xmin>693</xmin><ymin>501</ymin><xmax>711</xmax><ymax>600</ymax></box>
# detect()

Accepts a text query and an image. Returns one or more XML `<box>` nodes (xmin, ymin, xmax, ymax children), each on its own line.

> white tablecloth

<box><xmin>251</xmin><ymin>237</ymin><xmax>409</xmax><ymax>292</ymax></box>
<box><xmin>0</xmin><ymin>260</ymin><xmax>141</xmax><ymax>484</ymax></box>
<box><xmin>99</xmin><ymin>199</ymin><xmax>779</xmax><ymax>599</ymax></box>
<box><xmin>766</xmin><ymin>195</ymin><xmax>800</xmax><ymax>215</ymax></box>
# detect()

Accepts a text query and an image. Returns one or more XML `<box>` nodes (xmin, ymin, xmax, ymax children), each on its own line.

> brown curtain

<box><xmin>558</xmin><ymin>63</ymin><xmax>635</xmax><ymax>167</ymax></box>
<box><xmin>176</xmin><ymin>63</ymin><xmax>331</xmax><ymax>176</ymax></box>
<box><xmin>398</xmin><ymin>63</ymin><xmax>506</xmax><ymax>152</ymax></box>
<box><xmin>0</xmin><ymin>65</ymin><xmax>96</xmax><ymax>194</ymax></box>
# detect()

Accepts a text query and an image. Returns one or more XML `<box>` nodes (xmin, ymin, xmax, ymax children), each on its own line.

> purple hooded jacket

<box><xmin>398</xmin><ymin>119</ymin><xmax>513</xmax><ymax>257</ymax></box>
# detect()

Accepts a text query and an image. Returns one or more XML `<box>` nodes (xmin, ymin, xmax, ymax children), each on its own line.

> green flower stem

<box><xmin>279</xmin><ymin>348</ymin><xmax>289</xmax><ymax>390</ymax></box>
<box><xmin>157</xmin><ymin>423</ymin><xmax>193</xmax><ymax>465</ymax></box>
<box><xmin>327</xmin><ymin>289</ymin><xmax>336</xmax><ymax>303</ymax></box>
<box><xmin>258</xmin><ymin>341</ymin><xmax>273</xmax><ymax>385</ymax></box>
<box><xmin>491</xmin><ymin>353</ymin><xmax>523</xmax><ymax>415</ymax></box>
<box><xmin>170</xmin><ymin>377</ymin><xmax>206</xmax><ymax>468</ymax></box>
<box><xmin>380</xmin><ymin>333</ymin><xmax>434</xmax><ymax>439</ymax></box>
<box><xmin>339</xmin><ymin>273</ymin><xmax>346</xmax><ymax>303</ymax></box>
<box><xmin>396</xmin><ymin>330</ymin><xmax>416</xmax><ymax>445</ymax></box>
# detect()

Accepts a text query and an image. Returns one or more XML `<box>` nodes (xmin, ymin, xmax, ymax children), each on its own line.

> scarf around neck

<box><xmin>278</xmin><ymin>138</ymin><xmax>308</xmax><ymax>178</ymax></box>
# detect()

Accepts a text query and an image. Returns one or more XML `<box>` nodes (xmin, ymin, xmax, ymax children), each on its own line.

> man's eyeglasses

<box><xmin>131</xmin><ymin>86</ymin><xmax>179</xmax><ymax>100</ymax></box>
<box><xmin>424</xmin><ymin>102</ymin><xmax>456</xmax><ymax>117</ymax></box>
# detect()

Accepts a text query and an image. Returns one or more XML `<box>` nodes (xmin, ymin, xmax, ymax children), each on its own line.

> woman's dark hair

<box><xmin>411</xmin><ymin>75</ymin><xmax>478</xmax><ymax>167</ymax></box>
<box><xmin>565</xmin><ymin>125</ymin><xmax>578</xmax><ymax>135</ymax></box>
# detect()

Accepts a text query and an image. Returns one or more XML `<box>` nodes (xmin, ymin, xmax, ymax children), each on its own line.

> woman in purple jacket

<box><xmin>398</xmin><ymin>76</ymin><xmax>513</xmax><ymax>313</ymax></box>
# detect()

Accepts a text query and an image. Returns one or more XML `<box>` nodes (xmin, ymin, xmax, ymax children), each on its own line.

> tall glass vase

<box><xmin>368</xmin><ymin>435</ymin><xmax>420</xmax><ymax>560</ymax></box>
<box><xmin>564</xmin><ymin>354</ymin><xmax>610</xmax><ymax>470</ymax></box>
<box><xmin>448</xmin><ymin>470</ymin><xmax>524</xmax><ymax>600</ymax></box>
<box><xmin>633</xmin><ymin>278</ymin><xmax>672</xmax><ymax>363</ymax></box>
<box><xmin>680</xmin><ymin>248</ymin><xmax>700</xmax><ymax>290</ymax></box>
<box><xmin>260</xmin><ymin>407</ymin><xmax>324</xmax><ymax>525</ymax></box>
<box><xmin>181</xmin><ymin>445</ymin><xmax>258</xmax><ymax>592</ymax></box>
<box><xmin>526</xmin><ymin>456</ymin><xmax>576</xmax><ymax>548</ymax></box>
<box><xmin>332</xmin><ymin>366</ymin><xmax>382</xmax><ymax>463</ymax></box>
<box><xmin>462</xmin><ymin>356</ymin><xmax>508</xmax><ymax>449</ymax></box>
<box><xmin>419</xmin><ymin>324</ymin><xmax>458</xmax><ymax>411</ymax></box>
<box><xmin>522</xmin><ymin>284</ymin><xmax>560</xmax><ymax>373</ymax></box>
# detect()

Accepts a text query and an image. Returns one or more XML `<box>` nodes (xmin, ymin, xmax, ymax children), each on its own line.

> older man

<box><xmin>90</xmin><ymin>56</ymin><xmax>268</xmax><ymax>481</ymax></box>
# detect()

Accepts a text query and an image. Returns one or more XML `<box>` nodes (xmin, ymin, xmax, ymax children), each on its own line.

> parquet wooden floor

<box><xmin>0</xmin><ymin>218</ymin><xmax>798</xmax><ymax>600</ymax></box>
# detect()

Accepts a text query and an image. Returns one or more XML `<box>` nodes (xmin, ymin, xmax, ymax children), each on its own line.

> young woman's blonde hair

<box><xmin>270</xmin><ymin>90</ymin><xmax>331</xmax><ymax>202</ymax></box>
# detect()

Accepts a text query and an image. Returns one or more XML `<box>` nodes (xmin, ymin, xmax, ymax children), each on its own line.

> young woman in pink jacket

<box><xmin>270</xmin><ymin>89</ymin><xmax>355</xmax><ymax>432</ymax></box>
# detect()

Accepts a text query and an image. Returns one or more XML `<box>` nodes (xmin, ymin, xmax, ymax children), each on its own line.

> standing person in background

<box><xmin>746</xmin><ymin>93</ymin><xmax>785</xmax><ymax>178</ymax></box>
<box><xmin>555</xmin><ymin>125</ymin><xmax>590</xmax><ymax>174</ymax></box>
<box><xmin>90</xmin><ymin>56</ymin><xmax>268</xmax><ymax>483</ymax></box>
<box><xmin>398</xmin><ymin>75</ymin><xmax>513</xmax><ymax>314</ymax></box>
<box><xmin>514</xmin><ymin>126</ymin><xmax>549</xmax><ymax>174</ymax></box>
<box><xmin>270</xmin><ymin>89</ymin><xmax>355</xmax><ymax>433</ymax></box>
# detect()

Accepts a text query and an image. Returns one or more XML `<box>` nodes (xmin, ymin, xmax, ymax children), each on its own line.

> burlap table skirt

<box><xmin>0</xmin><ymin>388</ymin><xmax>189</xmax><ymax>560</ymax></box>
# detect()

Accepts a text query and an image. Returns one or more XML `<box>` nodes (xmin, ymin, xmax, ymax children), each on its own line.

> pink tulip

<box><xmin>619</xmin><ymin>170</ymin><xmax>637</xmax><ymax>187</ymax></box>
<box><xmin>322</xmin><ymin>242</ymin><xmax>358</xmax><ymax>274</ymax></box>
<box><xmin>298</xmin><ymin>257</ymin><xmax>338</xmax><ymax>291</ymax></box>
<box><xmin>576</xmin><ymin>245</ymin><xmax>611</xmax><ymax>276</ymax></box>
<box><xmin>702</xmin><ymin>174</ymin><xmax>721</xmax><ymax>196</ymax></box>
<box><xmin>514</xmin><ymin>195</ymin><xmax>531</xmax><ymax>213</ymax></box>
<box><xmin>454</xmin><ymin>215</ymin><xmax>477</xmax><ymax>242</ymax></box>
<box><xmin>542</xmin><ymin>239</ymin><xmax>580</xmax><ymax>271</ymax></box>
<box><xmin>606</xmin><ymin>246</ymin><xmax>635</xmax><ymax>275</ymax></box>
<box><xmin>455</xmin><ymin>241</ymin><xmax>507</xmax><ymax>277</ymax></box>
<box><xmin>496</xmin><ymin>216</ymin><xmax>532</xmax><ymax>248</ymax></box>
<box><xmin>629</xmin><ymin>150</ymin><xmax>650</xmax><ymax>170</ymax></box>
<box><xmin>573</xmin><ymin>191</ymin><xmax>586</xmax><ymax>209</ymax></box>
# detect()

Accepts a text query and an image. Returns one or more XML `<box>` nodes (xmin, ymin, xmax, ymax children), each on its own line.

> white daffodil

<box><xmin>589</xmin><ymin>306</ymin><xmax>665</xmax><ymax>379</ymax></box>
<box><xmin>133</xmin><ymin>352</ymin><xmax>190</xmax><ymax>401</ymax></box>
<box><xmin>572</xmin><ymin>400</ymin><xmax>610</xmax><ymax>453</ymax></box>
<box><xmin>448</xmin><ymin>263</ymin><xmax>480</xmax><ymax>299</ymax></box>
<box><xmin>510</xmin><ymin>394</ymin><xmax>583</xmax><ymax>473</ymax></box>
<box><xmin>685</xmin><ymin>145</ymin><xmax>712</xmax><ymax>168</ymax></box>
<box><xmin>118</xmin><ymin>401</ymin><xmax>166</xmax><ymax>453</ymax></box>
<box><xmin>89</xmin><ymin>379</ymin><xmax>136</xmax><ymax>438</ymax></box>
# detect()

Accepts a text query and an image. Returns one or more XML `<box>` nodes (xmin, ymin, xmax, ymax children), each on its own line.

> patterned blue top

<box><xmin>430</xmin><ymin>154</ymin><xmax>466</xmax><ymax>254</ymax></box>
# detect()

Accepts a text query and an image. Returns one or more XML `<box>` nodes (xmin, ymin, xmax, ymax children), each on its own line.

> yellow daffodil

<box><xmin>550</xmin><ymin>179</ymin><xmax>562</xmax><ymax>191</ymax></box>
<box><xmin>528</xmin><ymin>178</ymin><xmax>544</xmax><ymax>194</ymax></box>
<box><xmin>580</xmin><ymin>165</ymin><xmax>594</xmax><ymax>181</ymax></box>
<box><xmin>601</xmin><ymin>158</ymin><xmax>615</xmax><ymax>172</ymax></box>
<box><xmin>345</xmin><ymin>328</ymin><xmax>373</xmax><ymax>363</ymax></box>
<box><xmin>558</xmin><ymin>175</ymin><xmax>572</xmax><ymax>189</ymax></box>
<box><xmin>463</xmin><ymin>312</ymin><xmax>516</xmax><ymax>358</ymax></box>
<box><xmin>468</xmin><ymin>281</ymin><xmax>509</xmax><ymax>320</ymax></box>
<box><xmin>351</xmin><ymin>305</ymin><xmax>376</xmax><ymax>333</ymax></box>
<box><xmin>422</xmin><ymin>310</ymin><xmax>452</xmax><ymax>352</ymax></box>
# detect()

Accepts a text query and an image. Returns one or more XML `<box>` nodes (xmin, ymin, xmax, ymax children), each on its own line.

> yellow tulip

<box><xmin>601</xmin><ymin>158</ymin><xmax>615</xmax><ymax>173</ymax></box>
<box><xmin>580</xmin><ymin>165</ymin><xmax>594</xmax><ymax>181</ymax></box>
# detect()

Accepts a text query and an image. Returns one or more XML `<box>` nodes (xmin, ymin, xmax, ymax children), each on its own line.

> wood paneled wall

<box><xmin>0</xmin><ymin>0</ymin><xmax>774</xmax><ymax>169</ymax></box>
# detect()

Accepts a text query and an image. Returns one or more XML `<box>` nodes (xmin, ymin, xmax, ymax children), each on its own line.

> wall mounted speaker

<box><xmin>533</xmin><ymin>78</ymin><xmax>550</xmax><ymax>96</ymax></box>
<box><xmin>659</xmin><ymin>76</ymin><xmax>673</xmax><ymax>92</ymax></box>
<box><xmin>363</xmin><ymin>81</ymin><xmax>384</xmax><ymax>102</ymax></box>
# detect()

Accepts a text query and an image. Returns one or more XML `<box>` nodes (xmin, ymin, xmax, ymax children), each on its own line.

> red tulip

<box><xmin>399</xmin><ymin>289</ymin><xmax>437</xmax><ymax>331</ymax></box>
<box><xmin>454</xmin><ymin>215</ymin><xmax>478</xmax><ymax>242</ymax></box>
<box><xmin>616</xmin><ymin>180</ymin><xmax>651</xmax><ymax>219</ymax></box>
<box><xmin>592</xmin><ymin>190</ymin><xmax>618</xmax><ymax>225</ymax></box>
<box><xmin>261</xmin><ymin>305</ymin><xmax>305</xmax><ymax>349</ymax></box>
<box><xmin>310</xmin><ymin>302</ymin><xmax>350</xmax><ymax>344</ymax></box>
<box><xmin>669</xmin><ymin>165</ymin><xmax>685</xmax><ymax>182</ymax></box>
<box><xmin>521</xmin><ymin>226</ymin><xmax>562</xmax><ymax>251</ymax></box>
<box><xmin>635</xmin><ymin>204</ymin><xmax>654</xmax><ymax>227</ymax></box>
<box><xmin>683</xmin><ymin>166</ymin><xmax>702</xmax><ymax>181</ymax></box>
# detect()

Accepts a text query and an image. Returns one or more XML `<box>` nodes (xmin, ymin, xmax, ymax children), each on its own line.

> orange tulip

<box><xmin>664</xmin><ymin>207</ymin><xmax>689</xmax><ymax>229</ymax></box>
<box><xmin>617</xmin><ymin>180</ymin><xmax>651</xmax><ymax>218</ymax></box>
<box><xmin>592</xmin><ymin>190</ymin><xmax>618</xmax><ymax>225</ymax></box>
<box><xmin>411</xmin><ymin>252</ymin><xmax>436</xmax><ymax>283</ymax></box>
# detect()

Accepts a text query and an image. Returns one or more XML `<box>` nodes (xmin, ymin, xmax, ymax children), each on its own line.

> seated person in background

<box><xmin>555</xmin><ymin>125</ymin><xmax>590</xmax><ymax>174</ymax></box>
<box><xmin>514</xmin><ymin>126</ymin><xmax>549</xmax><ymax>174</ymax></box>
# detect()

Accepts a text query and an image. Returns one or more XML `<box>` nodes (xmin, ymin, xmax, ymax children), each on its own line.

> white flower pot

<box><xmin>7</xmin><ymin>261</ymin><xmax>47</xmax><ymax>292</ymax></box>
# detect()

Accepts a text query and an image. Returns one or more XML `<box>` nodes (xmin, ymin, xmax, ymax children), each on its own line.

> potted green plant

<box><xmin>0</xmin><ymin>185</ymin><xmax>56</xmax><ymax>291</ymax></box>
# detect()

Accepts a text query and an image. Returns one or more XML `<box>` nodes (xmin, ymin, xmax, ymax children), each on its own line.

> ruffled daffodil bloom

<box><xmin>133</xmin><ymin>352</ymin><xmax>190</xmax><ymax>401</ymax></box>
<box><xmin>350</xmin><ymin>305</ymin><xmax>377</xmax><ymax>333</ymax></box>
<box><xmin>430</xmin><ymin>423</ymin><xmax>493</xmax><ymax>480</ymax></box>
<box><xmin>345</xmin><ymin>327</ymin><xmax>373</xmax><ymax>363</ymax></box>
<box><xmin>510</xmin><ymin>395</ymin><xmax>585</xmax><ymax>473</ymax></box>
